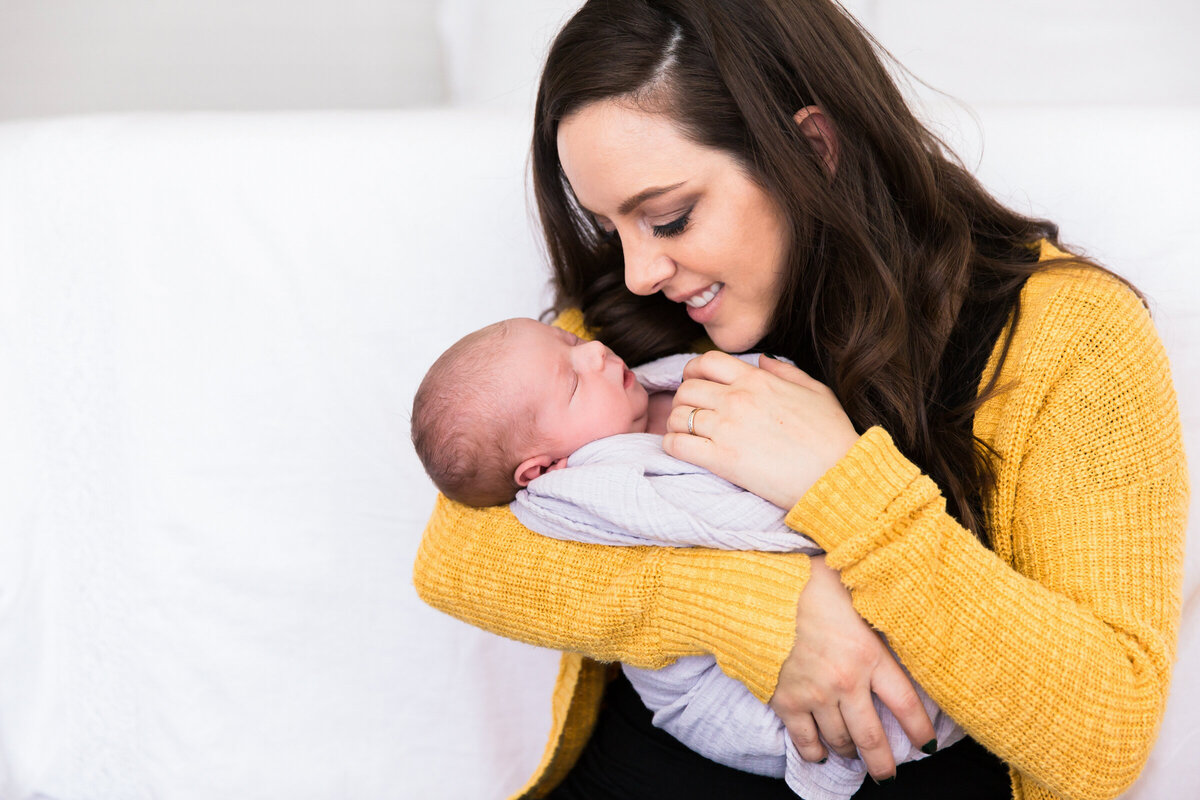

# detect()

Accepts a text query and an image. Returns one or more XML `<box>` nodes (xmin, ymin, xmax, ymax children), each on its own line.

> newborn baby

<box><xmin>411</xmin><ymin>317</ymin><xmax>670</xmax><ymax>507</ymax></box>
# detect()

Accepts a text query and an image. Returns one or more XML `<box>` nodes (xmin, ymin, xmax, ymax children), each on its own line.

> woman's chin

<box><xmin>705</xmin><ymin>326</ymin><xmax>765</xmax><ymax>355</ymax></box>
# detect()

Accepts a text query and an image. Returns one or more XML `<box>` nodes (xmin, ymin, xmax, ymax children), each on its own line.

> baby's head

<box><xmin>411</xmin><ymin>317</ymin><xmax>650</xmax><ymax>506</ymax></box>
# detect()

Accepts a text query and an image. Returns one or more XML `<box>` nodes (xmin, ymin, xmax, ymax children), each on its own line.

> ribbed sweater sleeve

<box><xmin>785</xmin><ymin>269</ymin><xmax>1188</xmax><ymax>800</ymax></box>
<box><xmin>412</xmin><ymin>309</ymin><xmax>811</xmax><ymax>702</ymax></box>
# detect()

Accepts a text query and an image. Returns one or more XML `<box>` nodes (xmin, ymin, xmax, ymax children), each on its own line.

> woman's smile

<box><xmin>682</xmin><ymin>282</ymin><xmax>722</xmax><ymax>309</ymax></box>
<box><xmin>681</xmin><ymin>282</ymin><xmax>724</xmax><ymax>323</ymax></box>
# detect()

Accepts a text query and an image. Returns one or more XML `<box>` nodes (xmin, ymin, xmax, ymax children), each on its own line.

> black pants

<box><xmin>546</xmin><ymin>671</ymin><xmax>1011</xmax><ymax>800</ymax></box>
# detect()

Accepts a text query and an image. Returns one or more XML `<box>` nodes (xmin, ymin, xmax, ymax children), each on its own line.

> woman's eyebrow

<box><xmin>618</xmin><ymin>181</ymin><xmax>687</xmax><ymax>215</ymax></box>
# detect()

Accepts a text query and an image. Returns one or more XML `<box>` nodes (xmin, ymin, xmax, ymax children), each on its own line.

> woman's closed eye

<box><xmin>652</xmin><ymin>209</ymin><xmax>691</xmax><ymax>239</ymax></box>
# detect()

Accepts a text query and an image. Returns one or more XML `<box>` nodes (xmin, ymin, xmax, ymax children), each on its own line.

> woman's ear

<box><xmin>514</xmin><ymin>454</ymin><xmax>568</xmax><ymax>487</ymax></box>
<box><xmin>793</xmin><ymin>105</ymin><xmax>838</xmax><ymax>176</ymax></box>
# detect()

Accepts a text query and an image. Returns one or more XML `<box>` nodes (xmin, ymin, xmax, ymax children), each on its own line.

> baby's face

<box><xmin>506</xmin><ymin>319</ymin><xmax>649</xmax><ymax>460</ymax></box>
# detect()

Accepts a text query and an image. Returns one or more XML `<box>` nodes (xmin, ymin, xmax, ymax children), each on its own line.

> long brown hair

<box><xmin>532</xmin><ymin>0</ymin><xmax>1116</xmax><ymax>539</ymax></box>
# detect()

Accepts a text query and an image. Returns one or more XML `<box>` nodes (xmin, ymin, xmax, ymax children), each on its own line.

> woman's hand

<box><xmin>772</xmin><ymin>556</ymin><xmax>936</xmax><ymax>782</ymax></box>
<box><xmin>666</xmin><ymin>353</ymin><xmax>935</xmax><ymax>779</ymax></box>
<box><xmin>663</xmin><ymin>352</ymin><xmax>859</xmax><ymax>508</ymax></box>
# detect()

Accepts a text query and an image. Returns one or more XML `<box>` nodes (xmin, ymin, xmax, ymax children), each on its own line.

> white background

<box><xmin>1</xmin><ymin>0</ymin><xmax>1197</xmax><ymax>119</ymax></box>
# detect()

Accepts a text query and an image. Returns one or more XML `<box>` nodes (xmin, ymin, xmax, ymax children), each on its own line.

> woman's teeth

<box><xmin>686</xmin><ymin>283</ymin><xmax>723</xmax><ymax>308</ymax></box>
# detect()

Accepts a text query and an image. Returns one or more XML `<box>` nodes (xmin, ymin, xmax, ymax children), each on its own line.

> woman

<box><xmin>413</xmin><ymin>1</ymin><xmax>1187</xmax><ymax>798</ymax></box>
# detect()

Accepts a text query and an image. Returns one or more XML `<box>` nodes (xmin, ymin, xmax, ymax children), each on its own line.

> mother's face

<box><xmin>557</xmin><ymin>100</ymin><xmax>789</xmax><ymax>354</ymax></box>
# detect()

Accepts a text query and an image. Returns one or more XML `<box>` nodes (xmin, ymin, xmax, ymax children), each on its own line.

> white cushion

<box><xmin>0</xmin><ymin>110</ymin><xmax>557</xmax><ymax>800</ymax></box>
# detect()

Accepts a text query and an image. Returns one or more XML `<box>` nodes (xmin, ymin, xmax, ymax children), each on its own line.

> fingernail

<box><xmin>871</xmin><ymin>775</ymin><xmax>896</xmax><ymax>786</ymax></box>
<box><xmin>921</xmin><ymin>738</ymin><xmax>938</xmax><ymax>755</ymax></box>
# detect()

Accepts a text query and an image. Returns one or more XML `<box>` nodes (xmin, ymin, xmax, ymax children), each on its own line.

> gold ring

<box><xmin>687</xmin><ymin>407</ymin><xmax>700</xmax><ymax>436</ymax></box>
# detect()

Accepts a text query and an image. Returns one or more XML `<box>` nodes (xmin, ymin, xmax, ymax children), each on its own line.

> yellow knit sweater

<box><xmin>413</xmin><ymin>245</ymin><xmax>1188</xmax><ymax>800</ymax></box>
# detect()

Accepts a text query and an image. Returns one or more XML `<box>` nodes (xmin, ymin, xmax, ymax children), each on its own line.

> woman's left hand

<box><xmin>664</xmin><ymin>352</ymin><xmax>860</xmax><ymax>509</ymax></box>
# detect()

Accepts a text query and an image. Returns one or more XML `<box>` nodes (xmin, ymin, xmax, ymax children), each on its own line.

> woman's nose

<box><xmin>623</xmin><ymin>238</ymin><xmax>675</xmax><ymax>296</ymax></box>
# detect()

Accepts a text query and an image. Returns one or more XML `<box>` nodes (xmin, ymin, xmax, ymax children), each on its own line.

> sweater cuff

<box><xmin>784</xmin><ymin>427</ymin><xmax>922</xmax><ymax>556</ymax></box>
<box><xmin>656</xmin><ymin>549</ymin><xmax>810</xmax><ymax>703</ymax></box>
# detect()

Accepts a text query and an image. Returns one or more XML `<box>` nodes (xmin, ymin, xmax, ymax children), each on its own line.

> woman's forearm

<box><xmin>413</xmin><ymin>494</ymin><xmax>812</xmax><ymax>701</ymax></box>
<box><xmin>784</xmin><ymin>272</ymin><xmax>1187</xmax><ymax>799</ymax></box>
<box><xmin>791</xmin><ymin>424</ymin><xmax>1185</xmax><ymax>799</ymax></box>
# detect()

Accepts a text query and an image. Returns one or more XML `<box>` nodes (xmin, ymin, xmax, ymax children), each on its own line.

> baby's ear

<box><xmin>514</xmin><ymin>454</ymin><xmax>565</xmax><ymax>487</ymax></box>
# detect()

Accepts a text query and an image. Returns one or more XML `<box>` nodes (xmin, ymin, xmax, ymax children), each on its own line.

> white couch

<box><xmin>0</xmin><ymin>102</ymin><xmax>1195</xmax><ymax>800</ymax></box>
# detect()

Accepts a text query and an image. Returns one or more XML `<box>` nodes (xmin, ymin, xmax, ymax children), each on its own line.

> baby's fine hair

<box><xmin>411</xmin><ymin>320</ymin><xmax>538</xmax><ymax>507</ymax></box>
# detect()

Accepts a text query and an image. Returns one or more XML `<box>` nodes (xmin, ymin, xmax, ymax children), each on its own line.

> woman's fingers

<box><xmin>810</xmin><ymin>705</ymin><xmax>857</xmax><ymax>760</ymax></box>
<box><xmin>680</xmin><ymin>350</ymin><xmax>757</xmax><ymax>383</ymax></box>
<box><xmin>666</xmin><ymin>351</ymin><xmax>859</xmax><ymax>508</ymax></box>
<box><xmin>661</xmin><ymin>430</ymin><xmax>715</xmax><ymax>473</ymax></box>
<box><xmin>758</xmin><ymin>354</ymin><xmax>831</xmax><ymax>395</ymax></box>
<box><xmin>775</xmin><ymin>709</ymin><xmax>828</xmax><ymax>764</ymax></box>
<box><xmin>872</xmin><ymin>653</ymin><xmax>938</xmax><ymax>756</ymax></box>
<box><xmin>680</xmin><ymin>352</ymin><xmax>821</xmax><ymax>398</ymax></box>
<box><xmin>839</xmin><ymin>695</ymin><xmax>897</xmax><ymax>783</ymax></box>
<box><xmin>670</xmin><ymin>381</ymin><xmax>727</xmax><ymax>423</ymax></box>
<box><xmin>682</xmin><ymin>350</ymin><xmax>824</xmax><ymax>388</ymax></box>
<box><xmin>769</xmin><ymin>556</ymin><xmax>925</xmax><ymax>779</ymax></box>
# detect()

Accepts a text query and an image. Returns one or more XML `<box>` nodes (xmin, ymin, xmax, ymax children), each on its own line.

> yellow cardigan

<box><xmin>413</xmin><ymin>245</ymin><xmax>1188</xmax><ymax>800</ymax></box>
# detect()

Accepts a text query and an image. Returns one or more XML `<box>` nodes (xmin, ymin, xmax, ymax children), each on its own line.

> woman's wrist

<box><xmin>784</xmin><ymin>426</ymin><xmax>921</xmax><ymax>555</ymax></box>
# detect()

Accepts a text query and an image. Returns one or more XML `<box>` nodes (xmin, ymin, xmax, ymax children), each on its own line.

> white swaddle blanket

<box><xmin>511</xmin><ymin>354</ymin><xmax>964</xmax><ymax>800</ymax></box>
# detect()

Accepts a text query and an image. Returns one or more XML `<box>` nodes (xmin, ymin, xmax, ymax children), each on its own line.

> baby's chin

<box><xmin>635</xmin><ymin>383</ymin><xmax>650</xmax><ymax>408</ymax></box>
<box><xmin>631</xmin><ymin>386</ymin><xmax>652</xmax><ymax>433</ymax></box>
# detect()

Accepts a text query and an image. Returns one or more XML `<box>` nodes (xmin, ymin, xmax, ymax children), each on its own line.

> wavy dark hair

<box><xmin>531</xmin><ymin>0</ymin><xmax>1127</xmax><ymax>540</ymax></box>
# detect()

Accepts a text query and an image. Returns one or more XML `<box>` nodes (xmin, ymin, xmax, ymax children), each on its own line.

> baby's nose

<box><xmin>582</xmin><ymin>340</ymin><xmax>608</xmax><ymax>369</ymax></box>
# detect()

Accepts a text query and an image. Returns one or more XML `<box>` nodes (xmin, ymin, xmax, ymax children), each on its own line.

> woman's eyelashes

<box><xmin>652</xmin><ymin>209</ymin><xmax>691</xmax><ymax>239</ymax></box>
<box><xmin>593</xmin><ymin>207</ymin><xmax>691</xmax><ymax>241</ymax></box>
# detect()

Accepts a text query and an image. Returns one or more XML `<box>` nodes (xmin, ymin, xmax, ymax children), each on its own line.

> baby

<box><xmin>411</xmin><ymin>316</ymin><xmax>671</xmax><ymax>507</ymax></box>
<box><xmin>411</xmin><ymin>317</ymin><xmax>962</xmax><ymax>800</ymax></box>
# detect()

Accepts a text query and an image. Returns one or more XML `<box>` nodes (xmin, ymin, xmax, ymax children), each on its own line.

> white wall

<box><xmin>437</xmin><ymin>0</ymin><xmax>1200</xmax><ymax>112</ymax></box>
<box><xmin>0</xmin><ymin>0</ymin><xmax>445</xmax><ymax>119</ymax></box>
<box><xmin>2</xmin><ymin>0</ymin><xmax>1197</xmax><ymax>121</ymax></box>
<box><xmin>863</xmin><ymin>0</ymin><xmax>1200</xmax><ymax>107</ymax></box>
